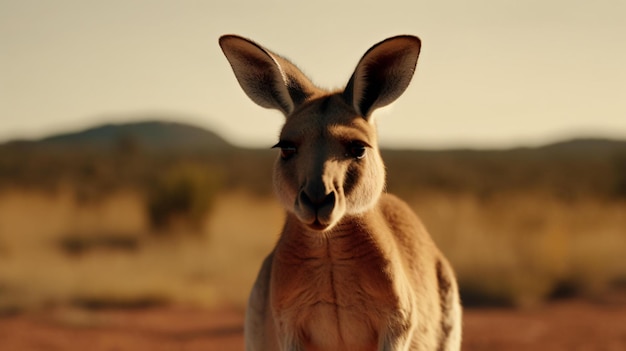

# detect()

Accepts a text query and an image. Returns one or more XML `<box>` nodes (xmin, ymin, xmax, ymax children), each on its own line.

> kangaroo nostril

<box><xmin>299</xmin><ymin>189</ymin><xmax>336</xmax><ymax>212</ymax></box>
<box><xmin>299</xmin><ymin>190</ymin><xmax>314</xmax><ymax>209</ymax></box>
<box><xmin>321</xmin><ymin>191</ymin><xmax>335</xmax><ymax>208</ymax></box>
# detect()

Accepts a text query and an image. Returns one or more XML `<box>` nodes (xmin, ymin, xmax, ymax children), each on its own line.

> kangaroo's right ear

<box><xmin>219</xmin><ymin>35</ymin><xmax>317</xmax><ymax>116</ymax></box>
<box><xmin>343</xmin><ymin>35</ymin><xmax>421</xmax><ymax>119</ymax></box>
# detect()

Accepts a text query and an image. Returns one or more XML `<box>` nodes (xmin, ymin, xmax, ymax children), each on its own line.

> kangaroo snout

<box><xmin>297</xmin><ymin>179</ymin><xmax>338</xmax><ymax>230</ymax></box>
<box><xmin>299</xmin><ymin>187</ymin><xmax>336</xmax><ymax>213</ymax></box>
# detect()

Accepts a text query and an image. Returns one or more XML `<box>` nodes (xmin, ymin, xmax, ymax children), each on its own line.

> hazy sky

<box><xmin>1</xmin><ymin>0</ymin><xmax>625</xmax><ymax>148</ymax></box>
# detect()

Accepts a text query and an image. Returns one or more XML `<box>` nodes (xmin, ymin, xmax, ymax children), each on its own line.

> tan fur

<box><xmin>220</xmin><ymin>34</ymin><xmax>462</xmax><ymax>351</ymax></box>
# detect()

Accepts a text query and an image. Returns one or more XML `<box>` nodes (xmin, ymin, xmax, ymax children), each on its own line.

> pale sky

<box><xmin>1</xmin><ymin>0</ymin><xmax>625</xmax><ymax>148</ymax></box>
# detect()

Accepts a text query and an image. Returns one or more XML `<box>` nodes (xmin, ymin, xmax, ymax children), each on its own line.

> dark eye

<box><xmin>348</xmin><ymin>141</ymin><xmax>367</xmax><ymax>160</ymax></box>
<box><xmin>272</xmin><ymin>141</ymin><xmax>297</xmax><ymax>160</ymax></box>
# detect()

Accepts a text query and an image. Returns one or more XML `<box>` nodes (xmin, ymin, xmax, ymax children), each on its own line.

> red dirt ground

<box><xmin>1</xmin><ymin>298</ymin><xmax>625</xmax><ymax>351</ymax></box>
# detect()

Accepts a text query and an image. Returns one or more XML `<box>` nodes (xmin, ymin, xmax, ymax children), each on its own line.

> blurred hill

<box><xmin>1</xmin><ymin>119</ymin><xmax>626</xmax><ymax>200</ymax></box>
<box><xmin>0</xmin><ymin>120</ymin><xmax>273</xmax><ymax>196</ymax></box>
<box><xmin>383</xmin><ymin>138</ymin><xmax>626</xmax><ymax>201</ymax></box>
<box><xmin>6</xmin><ymin>120</ymin><xmax>233</xmax><ymax>153</ymax></box>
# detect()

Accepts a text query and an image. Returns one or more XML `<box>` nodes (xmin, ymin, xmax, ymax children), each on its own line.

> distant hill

<box><xmin>539</xmin><ymin>137</ymin><xmax>626</xmax><ymax>157</ymax></box>
<box><xmin>1</xmin><ymin>119</ymin><xmax>625</xmax><ymax>200</ymax></box>
<box><xmin>3</xmin><ymin>120</ymin><xmax>625</xmax><ymax>155</ymax></box>
<box><xmin>3</xmin><ymin>120</ymin><xmax>234</xmax><ymax>153</ymax></box>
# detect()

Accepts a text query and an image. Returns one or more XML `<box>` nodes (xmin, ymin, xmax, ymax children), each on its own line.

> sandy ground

<box><xmin>1</xmin><ymin>298</ymin><xmax>625</xmax><ymax>351</ymax></box>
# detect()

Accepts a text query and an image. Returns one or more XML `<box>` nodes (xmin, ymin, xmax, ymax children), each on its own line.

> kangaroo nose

<box><xmin>299</xmin><ymin>189</ymin><xmax>336</xmax><ymax>213</ymax></box>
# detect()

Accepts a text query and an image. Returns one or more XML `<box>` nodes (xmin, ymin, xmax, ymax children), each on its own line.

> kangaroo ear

<box><xmin>344</xmin><ymin>35</ymin><xmax>421</xmax><ymax>119</ymax></box>
<box><xmin>219</xmin><ymin>35</ymin><xmax>317</xmax><ymax>116</ymax></box>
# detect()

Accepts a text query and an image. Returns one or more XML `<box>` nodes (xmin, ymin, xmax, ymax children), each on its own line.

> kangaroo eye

<box><xmin>280</xmin><ymin>147</ymin><xmax>297</xmax><ymax>160</ymax></box>
<box><xmin>348</xmin><ymin>142</ymin><xmax>367</xmax><ymax>160</ymax></box>
<box><xmin>272</xmin><ymin>141</ymin><xmax>297</xmax><ymax>160</ymax></box>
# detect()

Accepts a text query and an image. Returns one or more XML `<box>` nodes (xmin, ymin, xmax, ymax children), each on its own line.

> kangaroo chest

<box><xmin>270</xmin><ymin>232</ymin><xmax>402</xmax><ymax>350</ymax></box>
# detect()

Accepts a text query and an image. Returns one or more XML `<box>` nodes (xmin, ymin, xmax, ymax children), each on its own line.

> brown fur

<box><xmin>220</xmin><ymin>34</ymin><xmax>462</xmax><ymax>351</ymax></box>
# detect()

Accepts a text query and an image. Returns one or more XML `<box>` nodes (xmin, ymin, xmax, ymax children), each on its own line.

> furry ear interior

<box><xmin>219</xmin><ymin>35</ymin><xmax>317</xmax><ymax>116</ymax></box>
<box><xmin>344</xmin><ymin>35</ymin><xmax>421</xmax><ymax>119</ymax></box>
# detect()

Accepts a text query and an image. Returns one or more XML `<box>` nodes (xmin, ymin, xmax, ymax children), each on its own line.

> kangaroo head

<box><xmin>220</xmin><ymin>35</ymin><xmax>420</xmax><ymax>232</ymax></box>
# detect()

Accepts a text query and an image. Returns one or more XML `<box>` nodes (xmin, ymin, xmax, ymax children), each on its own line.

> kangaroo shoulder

<box><xmin>377</xmin><ymin>193</ymin><xmax>437</xmax><ymax>251</ymax></box>
<box><xmin>378</xmin><ymin>193</ymin><xmax>423</xmax><ymax>227</ymax></box>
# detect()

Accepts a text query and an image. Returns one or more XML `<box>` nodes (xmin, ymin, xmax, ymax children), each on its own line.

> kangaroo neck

<box><xmin>275</xmin><ymin>209</ymin><xmax>391</xmax><ymax>264</ymax></box>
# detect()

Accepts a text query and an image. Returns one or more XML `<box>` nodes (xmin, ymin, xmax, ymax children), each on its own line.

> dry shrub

<box><xmin>58</xmin><ymin>232</ymin><xmax>140</xmax><ymax>256</ymax></box>
<box><xmin>146</xmin><ymin>163</ymin><xmax>221</xmax><ymax>233</ymax></box>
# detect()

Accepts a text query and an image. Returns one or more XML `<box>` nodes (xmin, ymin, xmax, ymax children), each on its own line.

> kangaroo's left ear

<box><xmin>343</xmin><ymin>35</ymin><xmax>421</xmax><ymax>119</ymax></box>
<box><xmin>219</xmin><ymin>35</ymin><xmax>318</xmax><ymax>117</ymax></box>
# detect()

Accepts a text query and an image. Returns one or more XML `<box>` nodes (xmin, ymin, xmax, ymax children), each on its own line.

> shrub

<box><xmin>146</xmin><ymin>163</ymin><xmax>221</xmax><ymax>233</ymax></box>
<box><xmin>58</xmin><ymin>233</ymin><xmax>140</xmax><ymax>256</ymax></box>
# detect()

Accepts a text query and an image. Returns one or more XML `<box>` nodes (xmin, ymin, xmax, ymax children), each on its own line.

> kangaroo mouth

<box><xmin>308</xmin><ymin>219</ymin><xmax>330</xmax><ymax>232</ymax></box>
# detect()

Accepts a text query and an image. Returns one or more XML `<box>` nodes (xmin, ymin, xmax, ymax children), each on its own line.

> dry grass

<box><xmin>0</xmin><ymin>187</ymin><xmax>624</xmax><ymax>313</ymax></box>
<box><xmin>411</xmin><ymin>192</ymin><xmax>626</xmax><ymax>306</ymax></box>
<box><xmin>0</xmin><ymin>188</ymin><xmax>282</xmax><ymax>313</ymax></box>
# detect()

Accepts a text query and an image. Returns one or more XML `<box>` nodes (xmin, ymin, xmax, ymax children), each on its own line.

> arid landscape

<box><xmin>1</xmin><ymin>120</ymin><xmax>625</xmax><ymax>350</ymax></box>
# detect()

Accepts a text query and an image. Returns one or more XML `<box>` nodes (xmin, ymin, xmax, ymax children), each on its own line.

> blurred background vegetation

<box><xmin>0</xmin><ymin>119</ymin><xmax>625</xmax><ymax>315</ymax></box>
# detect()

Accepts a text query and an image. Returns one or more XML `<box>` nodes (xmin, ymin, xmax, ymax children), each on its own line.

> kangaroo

<box><xmin>219</xmin><ymin>34</ymin><xmax>461</xmax><ymax>351</ymax></box>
